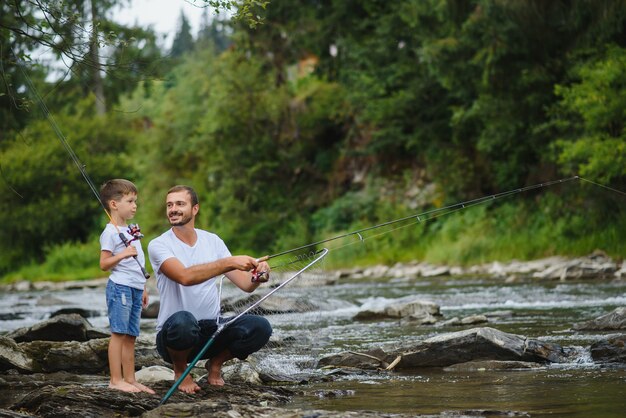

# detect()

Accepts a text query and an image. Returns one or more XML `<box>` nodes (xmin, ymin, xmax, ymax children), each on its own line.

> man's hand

<box><xmin>252</xmin><ymin>259</ymin><xmax>271</xmax><ymax>283</ymax></box>
<box><xmin>229</xmin><ymin>255</ymin><xmax>259</xmax><ymax>271</ymax></box>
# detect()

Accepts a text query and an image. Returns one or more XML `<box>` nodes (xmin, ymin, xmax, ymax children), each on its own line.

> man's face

<box><xmin>166</xmin><ymin>191</ymin><xmax>197</xmax><ymax>226</ymax></box>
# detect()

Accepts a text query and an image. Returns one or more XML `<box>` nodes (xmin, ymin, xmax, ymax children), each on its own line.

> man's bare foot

<box><xmin>206</xmin><ymin>360</ymin><xmax>225</xmax><ymax>386</ymax></box>
<box><xmin>109</xmin><ymin>381</ymin><xmax>142</xmax><ymax>393</ymax></box>
<box><xmin>176</xmin><ymin>374</ymin><xmax>201</xmax><ymax>394</ymax></box>
<box><xmin>130</xmin><ymin>381</ymin><xmax>156</xmax><ymax>394</ymax></box>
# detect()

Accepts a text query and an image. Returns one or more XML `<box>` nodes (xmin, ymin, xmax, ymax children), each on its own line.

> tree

<box><xmin>552</xmin><ymin>45</ymin><xmax>626</xmax><ymax>186</ymax></box>
<box><xmin>171</xmin><ymin>12</ymin><xmax>194</xmax><ymax>58</ymax></box>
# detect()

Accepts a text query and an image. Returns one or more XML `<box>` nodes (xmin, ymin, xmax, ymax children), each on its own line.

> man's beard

<box><xmin>168</xmin><ymin>211</ymin><xmax>192</xmax><ymax>226</ymax></box>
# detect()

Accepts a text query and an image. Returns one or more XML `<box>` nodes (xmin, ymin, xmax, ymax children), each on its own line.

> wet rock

<box><xmin>572</xmin><ymin>307</ymin><xmax>626</xmax><ymax>330</ymax></box>
<box><xmin>590</xmin><ymin>334</ymin><xmax>626</xmax><ymax>364</ymax></box>
<box><xmin>318</xmin><ymin>348</ymin><xmax>390</xmax><ymax>370</ymax></box>
<box><xmin>6</xmin><ymin>314</ymin><xmax>109</xmax><ymax>343</ymax></box>
<box><xmin>354</xmin><ymin>297</ymin><xmax>440</xmax><ymax>321</ymax></box>
<box><xmin>443</xmin><ymin>360</ymin><xmax>545</xmax><ymax>371</ymax></box>
<box><xmin>391</xmin><ymin>327</ymin><xmax>566</xmax><ymax>368</ymax></box>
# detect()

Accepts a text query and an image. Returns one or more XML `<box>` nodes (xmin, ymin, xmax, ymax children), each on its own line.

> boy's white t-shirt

<box><xmin>99</xmin><ymin>223</ymin><xmax>147</xmax><ymax>290</ymax></box>
<box><xmin>148</xmin><ymin>228</ymin><xmax>231</xmax><ymax>332</ymax></box>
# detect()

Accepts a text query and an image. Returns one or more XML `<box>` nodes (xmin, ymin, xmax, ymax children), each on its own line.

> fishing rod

<box><xmin>11</xmin><ymin>49</ymin><xmax>150</xmax><ymax>279</ymax></box>
<box><xmin>263</xmin><ymin>176</ymin><xmax>583</xmax><ymax>262</ymax></box>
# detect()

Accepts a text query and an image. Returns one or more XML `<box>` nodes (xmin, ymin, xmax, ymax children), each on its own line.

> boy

<box><xmin>99</xmin><ymin>179</ymin><xmax>154</xmax><ymax>394</ymax></box>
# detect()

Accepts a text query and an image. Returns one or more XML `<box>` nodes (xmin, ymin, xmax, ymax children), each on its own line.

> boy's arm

<box><xmin>99</xmin><ymin>245</ymin><xmax>138</xmax><ymax>271</ymax></box>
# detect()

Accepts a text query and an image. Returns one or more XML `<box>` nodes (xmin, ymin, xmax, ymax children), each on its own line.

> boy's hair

<box><xmin>167</xmin><ymin>185</ymin><xmax>199</xmax><ymax>206</ymax></box>
<box><xmin>100</xmin><ymin>179</ymin><xmax>138</xmax><ymax>211</ymax></box>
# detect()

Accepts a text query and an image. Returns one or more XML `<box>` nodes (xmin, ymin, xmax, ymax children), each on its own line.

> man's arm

<box><xmin>225</xmin><ymin>260</ymin><xmax>270</xmax><ymax>293</ymax></box>
<box><xmin>159</xmin><ymin>255</ymin><xmax>260</xmax><ymax>286</ymax></box>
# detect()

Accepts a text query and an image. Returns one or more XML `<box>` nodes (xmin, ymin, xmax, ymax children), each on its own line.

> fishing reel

<box><xmin>127</xmin><ymin>223</ymin><xmax>144</xmax><ymax>244</ymax></box>
<box><xmin>251</xmin><ymin>269</ymin><xmax>269</xmax><ymax>283</ymax></box>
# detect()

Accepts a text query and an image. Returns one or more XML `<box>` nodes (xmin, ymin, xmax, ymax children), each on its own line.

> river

<box><xmin>1</xmin><ymin>272</ymin><xmax>625</xmax><ymax>417</ymax></box>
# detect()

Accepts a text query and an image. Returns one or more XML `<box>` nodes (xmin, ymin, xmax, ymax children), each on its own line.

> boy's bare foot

<box><xmin>131</xmin><ymin>381</ymin><xmax>156</xmax><ymax>394</ymax></box>
<box><xmin>176</xmin><ymin>374</ymin><xmax>201</xmax><ymax>393</ymax></box>
<box><xmin>109</xmin><ymin>381</ymin><xmax>142</xmax><ymax>393</ymax></box>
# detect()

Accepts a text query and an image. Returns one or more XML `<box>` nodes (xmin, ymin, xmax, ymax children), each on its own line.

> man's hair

<box><xmin>167</xmin><ymin>185</ymin><xmax>199</xmax><ymax>206</ymax></box>
<box><xmin>100</xmin><ymin>179</ymin><xmax>138</xmax><ymax>211</ymax></box>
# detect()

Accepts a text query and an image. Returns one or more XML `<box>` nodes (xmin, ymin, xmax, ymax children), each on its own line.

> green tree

<box><xmin>171</xmin><ymin>12</ymin><xmax>195</xmax><ymax>58</ymax></box>
<box><xmin>552</xmin><ymin>45</ymin><xmax>626</xmax><ymax>186</ymax></box>
<box><xmin>0</xmin><ymin>98</ymin><xmax>137</xmax><ymax>273</ymax></box>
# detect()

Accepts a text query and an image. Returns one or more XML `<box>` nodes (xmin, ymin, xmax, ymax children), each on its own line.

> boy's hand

<box><xmin>121</xmin><ymin>245</ymin><xmax>138</xmax><ymax>258</ymax></box>
<box><xmin>142</xmin><ymin>289</ymin><xmax>149</xmax><ymax>308</ymax></box>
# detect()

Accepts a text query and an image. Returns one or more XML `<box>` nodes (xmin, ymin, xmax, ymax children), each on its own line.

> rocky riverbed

<box><xmin>1</xmin><ymin>252</ymin><xmax>625</xmax><ymax>417</ymax></box>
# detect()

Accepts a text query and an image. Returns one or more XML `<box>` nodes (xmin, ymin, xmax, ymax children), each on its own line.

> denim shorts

<box><xmin>106</xmin><ymin>280</ymin><xmax>143</xmax><ymax>336</ymax></box>
<box><xmin>156</xmin><ymin>311</ymin><xmax>272</xmax><ymax>363</ymax></box>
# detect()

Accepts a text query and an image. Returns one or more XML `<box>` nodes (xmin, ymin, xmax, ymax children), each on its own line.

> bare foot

<box><xmin>207</xmin><ymin>370</ymin><xmax>225</xmax><ymax>386</ymax></box>
<box><xmin>176</xmin><ymin>374</ymin><xmax>201</xmax><ymax>394</ymax></box>
<box><xmin>109</xmin><ymin>381</ymin><xmax>141</xmax><ymax>393</ymax></box>
<box><xmin>206</xmin><ymin>360</ymin><xmax>225</xmax><ymax>386</ymax></box>
<box><xmin>130</xmin><ymin>381</ymin><xmax>156</xmax><ymax>394</ymax></box>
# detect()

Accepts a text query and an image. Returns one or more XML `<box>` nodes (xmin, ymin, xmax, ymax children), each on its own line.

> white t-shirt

<box><xmin>148</xmin><ymin>228</ymin><xmax>231</xmax><ymax>332</ymax></box>
<box><xmin>99</xmin><ymin>223</ymin><xmax>147</xmax><ymax>290</ymax></box>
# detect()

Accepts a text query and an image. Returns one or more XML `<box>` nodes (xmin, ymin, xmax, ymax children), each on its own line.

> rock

<box><xmin>460</xmin><ymin>315</ymin><xmax>488</xmax><ymax>325</ymax></box>
<box><xmin>392</xmin><ymin>327</ymin><xmax>566</xmax><ymax>368</ymax></box>
<box><xmin>6</xmin><ymin>314</ymin><xmax>109</xmax><ymax>343</ymax></box>
<box><xmin>19</xmin><ymin>339</ymin><xmax>109</xmax><ymax>373</ymax></box>
<box><xmin>590</xmin><ymin>334</ymin><xmax>626</xmax><ymax>364</ymax></box>
<box><xmin>443</xmin><ymin>360</ymin><xmax>545</xmax><ymax>371</ymax></box>
<box><xmin>0</xmin><ymin>337</ymin><xmax>35</xmax><ymax>373</ymax></box>
<box><xmin>572</xmin><ymin>307</ymin><xmax>626</xmax><ymax>330</ymax></box>
<box><xmin>354</xmin><ymin>297</ymin><xmax>440</xmax><ymax>321</ymax></box>
<box><xmin>135</xmin><ymin>365</ymin><xmax>174</xmax><ymax>384</ymax></box>
<box><xmin>49</xmin><ymin>308</ymin><xmax>101</xmax><ymax>319</ymax></box>
<box><xmin>317</xmin><ymin>348</ymin><xmax>390</xmax><ymax>370</ymax></box>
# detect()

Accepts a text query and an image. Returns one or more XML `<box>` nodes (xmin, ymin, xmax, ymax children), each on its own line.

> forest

<box><xmin>1</xmin><ymin>0</ymin><xmax>625</xmax><ymax>281</ymax></box>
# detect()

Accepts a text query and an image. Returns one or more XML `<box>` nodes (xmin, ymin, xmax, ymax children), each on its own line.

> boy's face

<box><xmin>111</xmin><ymin>192</ymin><xmax>138</xmax><ymax>221</ymax></box>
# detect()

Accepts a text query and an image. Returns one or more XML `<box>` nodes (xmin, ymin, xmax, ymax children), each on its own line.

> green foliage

<box><xmin>1</xmin><ymin>239</ymin><xmax>102</xmax><ymax>283</ymax></box>
<box><xmin>0</xmin><ymin>97</ymin><xmax>137</xmax><ymax>273</ymax></box>
<box><xmin>3</xmin><ymin>0</ymin><xmax>626</xmax><ymax>281</ymax></box>
<box><xmin>552</xmin><ymin>45</ymin><xmax>626</xmax><ymax>184</ymax></box>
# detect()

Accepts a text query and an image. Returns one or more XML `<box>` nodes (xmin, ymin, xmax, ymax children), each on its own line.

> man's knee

<box><xmin>163</xmin><ymin>311</ymin><xmax>200</xmax><ymax>351</ymax></box>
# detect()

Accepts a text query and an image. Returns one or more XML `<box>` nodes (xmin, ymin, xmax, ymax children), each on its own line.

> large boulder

<box><xmin>6</xmin><ymin>314</ymin><xmax>109</xmax><ymax>343</ymax></box>
<box><xmin>394</xmin><ymin>327</ymin><xmax>566</xmax><ymax>368</ymax></box>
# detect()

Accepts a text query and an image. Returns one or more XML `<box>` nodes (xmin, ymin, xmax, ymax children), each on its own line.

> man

<box><xmin>148</xmin><ymin>185</ymin><xmax>272</xmax><ymax>393</ymax></box>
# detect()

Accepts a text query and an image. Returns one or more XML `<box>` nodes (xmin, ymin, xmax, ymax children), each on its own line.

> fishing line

<box><xmin>10</xmin><ymin>47</ymin><xmax>149</xmax><ymax>278</ymax></box>
<box><xmin>264</xmin><ymin>176</ymin><xmax>582</xmax><ymax>263</ymax></box>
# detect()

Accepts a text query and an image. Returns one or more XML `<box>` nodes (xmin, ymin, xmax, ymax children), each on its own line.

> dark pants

<box><xmin>156</xmin><ymin>311</ymin><xmax>272</xmax><ymax>364</ymax></box>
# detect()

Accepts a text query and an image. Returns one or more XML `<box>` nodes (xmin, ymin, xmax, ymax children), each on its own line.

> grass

<box><xmin>2</xmin><ymin>192</ymin><xmax>624</xmax><ymax>282</ymax></box>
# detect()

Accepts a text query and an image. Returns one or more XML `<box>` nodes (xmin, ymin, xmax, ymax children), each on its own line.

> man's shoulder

<box><xmin>148</xmin><ymin>229</ymin><xmax>174</xmax><ymax>248</ymax></box>
<box><xmin>196</xmin><ymin>229</ymin><xmax>223</xmax><ymax>242</ymax></box>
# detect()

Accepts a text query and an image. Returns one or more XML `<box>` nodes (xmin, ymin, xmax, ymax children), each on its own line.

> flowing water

<box><xmin>1</xmin><ymin>273</ymin><xmax>625</xmax><ymax>417</ymax></box>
